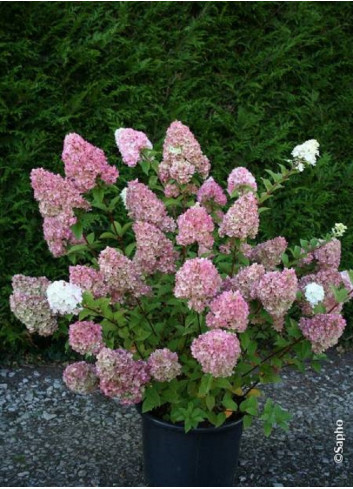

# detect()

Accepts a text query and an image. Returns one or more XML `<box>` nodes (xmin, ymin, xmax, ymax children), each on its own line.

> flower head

<box><xmin>46</xmin><ymin>280</ymin><xmax>83</xmax><ymax>315</ymax></box>
<box><xmin>197</xmin><ymin>177</ymin><xmax>227</xmax><ymax>208</ymax></box>
<box><xmin>304</xmin><ymin>282</ymin><xmax>325</xmax><ymax>307</ymax></box>
<box><xmin>174</xmin><ymin>258</ymin><xmax>222</xmax><ymax>312</ymax></box>
<box><xmin>206</xmin><ymin>290</ymin><xmax>249</xmax><ymax>332</ymax></box>
<box><xmin>331</xmin><ymin>223</ymin><xmax>347</xmax><ymax>238</ymax></box>
<box><xmin>227</xmin><ymin>167</ymin><xmax>257</xmax><ymax>196</ymax></box>
<box><xmin>69</xmin><ymin>321</ymin><xmax>104</xmax><ymax>356</ymax></box>
<box><xmin>191</xmin><ymin>330</ymin><xmax>241</xmax><ymax>378</ymax></box>
<box><xmin>299</xmin><ymin>314</ymin><xmax>346</xmax><ymax>353</ymax></box>
<box><xmin>291</xmin><ymin>139</ymin><xmax>320</xmax><ymax>171</ymax></box>
<box><xmin>69</xmin><ymin>265</ymin><xmax>109</xmax><ymax>299</ymax></box>
<box><xmin>148</xmin><ymin>348</ymin><xmax>182</xmax><ymax>382</ymax></box>
<box><xmin>176</xmin><ymin>203</ymin><xmax>214</xmax><ymax>250</ymax></box>
<box><xmin>115</xmin><ymin>128</ymin><xmax>153</xmax><ymax>167</ymax></box>
<box><xmin>250</xmin><ymin>237</ymin><xmax>287</xmax><ymax>270</ymax></box>
<box><xmin>219</xmin><ymin>193</ymin><xmax>259</xmax><ymax>240</ymax></box>
<box><xmin>63</xmin><ymin>362</ymin><xmax>99</xmax><ymax>394</ymax></box>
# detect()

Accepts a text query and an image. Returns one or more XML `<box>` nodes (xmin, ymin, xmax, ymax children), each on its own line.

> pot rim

<box><xmin>138</xmin><ymin>405</ymin><xmax>243</xmax><ymax>433</ymax></box>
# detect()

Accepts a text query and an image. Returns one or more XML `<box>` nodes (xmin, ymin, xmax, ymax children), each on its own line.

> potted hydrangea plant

<box><xmin>10</xmin><ymin>122</ymin><xmax>352</xmax><ymax>487</ymax></box>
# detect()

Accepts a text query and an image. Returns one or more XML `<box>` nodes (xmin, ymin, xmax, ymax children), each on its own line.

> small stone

<box><xmin>42</xmin><ymin>412</ymin><xmax>57</xmax><ymax>421</ymax></box>
<box><xmin>0</xmin><ymin>383</ymin><xmax>8</xmax><ymax>389</ymax></box>
<box><xmin>18</xmin><ymin>472</ymin><xmax>29</xmax><ymax>477</ymax></box>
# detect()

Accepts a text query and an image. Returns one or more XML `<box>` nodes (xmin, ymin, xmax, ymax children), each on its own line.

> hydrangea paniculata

<box><xmin>62</xmin><ymin>133</ymin><xmax>119</xmax><ymax>192</ymax></box>
<box><xmin>299</xmin><ymin>314</ymin><xmax>346</xmax><ymax>353</ymax></box>
<box><xmin>69</xmin><ymin>321</ymin><xmax>104</xmax><ymax>356</ymax></box>
<box><xmin>46</xmin><ymin>280</ymin><xmax>83</xmax><ymax>315</ymax></box>
<box><xmin>115</xmin><ymin>128</ymin><xmax>153</xmax><ymax>167</ymax></box>
<box><xmin>231</xmin><ymin>264</ymin><xmax>266</xmax><ymax>301</ymax></box>
<box><xmin>69</xmin><ymin>265</ymin><xmax>109</xmax><ymax>299</ymax></box>
<box><xmin>304</xmin><ymin>283</ymin><xmax>325</xmax><ymax>307</ymax></box>
<box><xmin>148</xmin><ymin>348</ymin><xmax>182</xmax><ymax>382</ymax></box>
<box><xmin>133</xmin><ymin>221</ymin><xmax>178</xmax><ymax>275</ymax></box>
<box><xmin>63</xmin><ymin>362</ymin><xmax>99</xmax><ymax>394</ymax></box>
<box><xmin>206</xmin><ymin>290</ymin><xmax>249</xmax><ymax>332</ymax></box>
<box><xmin>174</xmin><ymin>258</ymin><xmax>222</xmax><ymax>312</ymax></box>
<box><xmin>219</xmin><ymin>193</ymin><xmax>259</xmax><ymax>240</ymax></box>
<box><xmin>10</xmin><ymin>275</ymin><xmax>58</xmax><ymax>336</ymax></box>
<box><xmin>176</xmin><ymin>203</ymin><xmax>214</xmax><ymax>251</ymax></box>
<box><xmin>197</xmin><ymin>177</ymin><xmax>227</xmax><ymax>209</ymax></box>
<box><xmin>96</xmin><ymin>347</ymin><xmax>150</xmax><ymax>405</ymax></box>
<box><xmin>191</xmin><ymin>330</ymin><xmax>241</xmax><ymax>378</ymax></box>
<box><xmin>126</xmin><ymin>179</ymin><xmax>175</xmax><ymax>232</ymax></box>
<box><xmin>250</xmin><ymin>237</ymin><xmax>287</xmax><ymax>270</ymax></box>
<box><xmin>291</xmin><ymin>139</ymin><xmax>320</xmax><ymax>171</ymax></box>
<box><xmin>227</xmin><ymin>167</ymin><xmax>257</xmax><ymax>196</ymax></box>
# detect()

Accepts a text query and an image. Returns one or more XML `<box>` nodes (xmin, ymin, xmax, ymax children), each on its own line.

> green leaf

<box><xmin>142</xmin><ymin>385</ymin><xmax>161</xmax><ymax>413</ymax></box>
<box><xmin>243</xmin><ymin>414</ymin><xmax>253</xmax><ymax>429</ymax></box>
<box><xmin>239</xmin><ymin>396</ymin><xmax>258</xmax><ymax>416</ymax></box>
<box><xmin>71</xmin><ymin>221</ymin><xmax>83</xmax><ymax>240</ymax></box>
<box><xmin>125</xmin><ymin>242</ymin><xmax>136</xmax><ymax>257</ymax></box>
<box><xmin>198</xmin><ymin>375</ymin><xmax>213</xmax><ymax>397</ymax></box>
<box><xmin>222</xmin><ymin>392</ymin><xmax>238</xmax><ymax>411</ymax></box>
<box><xmin>205</xmin><ymin>394</ymin><xmax>215</xmax><ymax>411</ymax></box>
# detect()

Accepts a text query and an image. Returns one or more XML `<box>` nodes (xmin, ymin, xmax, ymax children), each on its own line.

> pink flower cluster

<box><xmin>176</xmin><ymin>204</ymin><xmax>214</xmax><ymax>251</ymax></box>
<box><xmin>232</xmin><ymin>264</ymin><xmax>266</xmax><ymax>301</ymax></box>
<box><xmin>191</xmin><ymin>330</ymin><xmax>241</xmax><ymax>378</ymax></box>
<box><xmin>96</xmin><ymin>347</ymin><xmax>150</xmax><ymax>405</ymax></box>
<box><xmin>197</xmin><ymin>177</ymin><xmax>227</xmax><ymax>209</ymax></box>
<box><xmin>174</xmin><ymin>258</ymin><xmax>222</xmax><ymax>312</ymax></box>
<box><xmin>227</xmin><ymin>167</ymin><xmax>257</xmax><ymax>196</ymax></box>
<box><xmin>299</xmin><ymin>314</ymin><xmax>346</xmax><ymax>353</ymax></box>
<box><xmin>219</xmin><ymin>193</ymin><xmax>259</xmax><ymax>240</ymax></box>
<box><xmin>250</xmin><ymin>237</ymin><xmax>288</xmax><ymax>270</ymax></box>
<box><xmin>62</xmin><ymin>133</ymin><xmax>119</xmax><ymax>192</ymax></box>
<box><xmin>69</xmin><ymin>321</ymin><xmax>104</xmax><ymax>356</ymax></box>
<box><xmin>31</xmin><ymin>169</ymin><xmax>90</xmax><ymax>257</ymax></box>
<box><xmin>63</xmin><ymin>362</ymin><xmax>99</xmax><ymax>394</ymax></box>
<box><xmin>126</xmin><ymin>180</ymin><xmax>175</xmax><ymax>232</ymax></box>
<box><xmin>206</xmin><ymin>290</ymin><xmax>249</xmax><ymax>332</ymax></box>
<box><xmin>299</xmin><ymin>268</ymin><xmax>345</xmax><ymax>315</ymax></box>
<box><xmin>115</xmin><ymin>128</ymin><xmax>153</xmax><ymax>167</ymax></box>
<box><xmin>159</xmin><ymin>121</ymin><xmax>210</xmax><ymax>185</ymax></box>
<box><xmin>98</xmin><ymin>247</ymin><xmax>151</xmax><ymax>303</ymax></box>
<box><xmin>133</xmin><ymin>221</ymin><xmax>178</xmax><ymax>275</ymax></box>
<box><xmin>10</xmin><ymin>275</ymin><xmax>58</xmax><ymax>336</ymax></box>
<box><xmin>257</xmin><ymin>269</ymin><xmax>298</xmax><ymax>330</ymax></box>
<box><xmin>148</xmin><ymin>348</ymin><xmax>182</xmax><ymax>382</ymax></box>
<box><xmin>69</xmin><ymin>265</ymin><xmax>109</xmax><ymax>299</ymax></box>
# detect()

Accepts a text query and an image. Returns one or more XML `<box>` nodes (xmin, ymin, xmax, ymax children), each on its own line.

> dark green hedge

<box><xmin>1</xmin><ymin>2</ymin><xmax>353</xmax><ymax>359</ymax></box>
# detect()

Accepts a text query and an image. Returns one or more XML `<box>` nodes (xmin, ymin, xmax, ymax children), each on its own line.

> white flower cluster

<box><xmin>291</xmin><ymin>139</ymin><xmax>320</xmax><ymax>172</ymax></box>
<box><xmin>304</xmin><ymin>282</ymin><xmax>325</xmax><ymax>307</ymax></box>
<box><xmin>331</xmin><ymin>223</ymin><xmax>347</xmax><ymax>238</ymax></box>
<box><xmin>120</xmin><ymin>187</ymin><xmax>128</xmax><ymax>208</ymax></box>
<box><xmin>46</xmin><ymin>280</ymin><xmax>83</xmax><ymax>315</ymax></box>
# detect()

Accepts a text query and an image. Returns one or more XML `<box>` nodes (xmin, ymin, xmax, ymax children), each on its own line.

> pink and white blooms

<box><xmin>197</xmin><ymin>177</ymin><xmax>227</xmax><ymax>208</ymax></box>
<box><xmin>46</xmin><ymin>280</ymin><xmax>83</xmax><ymax>315</ymax></box>
<box><xmin>63</xmin><ymin>362</ymin><xmax>99</xmax><ymax>394</ymax></box>
<box><xmin>133</xmin><ymin>221</ymin><xmax>178</xmax><ymax>275</ymax></box>
<box><xmin>299</xmin><ymin>314</ymin><xmax>346</xmax><ymax>353</ymax></box>
<box><xmin>232</xmin><ymin>264</ymin><xmax>266</xmax><ymax>301</ymax></box>
<box><xmin>69</xmin><ymin>321</ymin><xmax>104</xmax><ymax>356</ymax></box>
<box><xmin>191</xmin><ymin>330</ymin><xmax>241</xmax><ymax>378</ymax></box>
<box><xmin>115</xmin><ymin>128</ymin><xmax>153</xmax><ymax>167</ymax></box>
<box><xmin>176</xmin><ymin>203</ymin><xmax>214</xmax><ymax>251</ymax></box>
<box><xmin>126</xmin><ymin>179</ymin><xmax>175</xmax><ymax>232</ymax></box>
<box><xmin>227</xmin><ymin>167</ymin><xmax>257</xmax><ymax>196</ymax></box>
<box><xmin>219</xmin><ymin>193</ymin><xmax>259</xmax><ymax>240</ymax></box>
<box><xmin>62</xmin><ymin>133</ymin><xmax>119</xmax><ymax>192</ymax></box>
<box><xmin>96</xmin><ymin>347</ymin><xmax>150</xmax><ymax>405</ymax></box>
<box><xmin>69</xmin><ymin>265</ymin><xmax>109</xmax><ymax>299</ymax></box>
<box><xmin>291</xmin><ymin>139</ymin><xmax>320</xmax><ymax>171</ymax></box>
<box><xmin>174</xmin><ymin>258</ymin><xmax>222</xmax><ymax>312</ymax></box>
<box><xmin>10</xmin><ymin>275</ymin><xmax>58</xmax><ymax>336</ymax></box>
<box><xmin>148</xmin><ymin>348</ymin><xmax>182</xmax><ymax>382</ymax></box>
<box><xmin>206</xmin><ymin>290</ymin><xmax>249</xmax><ymax>332</ymax></box>
<box><xmin>159</xmin><ymin>121</ymin><xmax>210</xmax><ymax>185</ymax></box>
<box><xmin>250</xmin><ymin>237</ymin><xmax>288</xmax><ymax>270</ymax></box>
<box><xmin>304</xmin><ymin>283</ymin><xmax>325</xmax><ymax>307</ymax></box>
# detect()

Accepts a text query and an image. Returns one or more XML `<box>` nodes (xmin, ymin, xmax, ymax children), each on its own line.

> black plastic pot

<box><xmin>140</xmin><ymin>410</ymin><xmax>243</xmax><ymax>487</ymax></box>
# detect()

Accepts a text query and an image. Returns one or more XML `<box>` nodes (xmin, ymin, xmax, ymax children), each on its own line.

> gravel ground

<box><xmin>0</xmin><ymin>351</ymin><xmax>352</xmax><ymax>487</ymax></box>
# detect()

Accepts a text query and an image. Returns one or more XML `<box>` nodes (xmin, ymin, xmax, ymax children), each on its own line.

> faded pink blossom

<box><xmin>164</xmin><ymin>183</ymin><xmax>180</xmax><ymax>198</ymax></box>
<box><xmin>174</xmin><ymin>258</ymin><xmax>222</xmax><ymax>312</ymax></box>
<box><xmin>10</xmin><ymin>275</ymin><xmax>58</xmax><ymax>336</ymax></box>
<box><xmin>219</xmin><ymin>193</ymin><xmax>259</xmax><ymax>240</ymax></box>
<box><xmin>227</xmin><ymin>167</ymin><xmax>257</xmax><ymax>196</ymax></box>
<box><xmin>191</xmin><ymin>330</ymin><xmax>241</xmax><ymax>378</ymax></box>
<box><xmin>96</xmin><ymin>347</ymin><xmax>150</xmax><ymax>405</ymax></box>
<box><xmin>160</xmin><ymin>121</ymin><xmax>210</xmax><ymax>184</ymax></box>
<box><xmin>43</xmin><ymin>211</ymin><xmax>83</xmax><ymax>258</ymax></box>
<box><xmin>299</xmin><ymin>314</ymin><xmax>346</xmax><ymax>353</ymax></box>
<box><xmin>177</xmin><ymin>203</ymin><xmax>214</xmax><ymax>250</ymax></box>
<box><xmin>69</xmin><ymin>265</ymin><xmax>109</xmax><ymax>299</ymax></box>
<box><xmin>69</xmin><ymin>321</ymin><xmax>104</xmax><ymax>356</ymax></box>
<box><xmin>126</xmin><ymin>179</ymin><xmax>175</xmax><ymax>232</ymax></box>
<box><xmin>62</xmin><ymin>133</ymin><xmax>119</xmax><ymax>192</ymax></box>
<box><xmin>148</xmin><ymin>348</ymin><xmax>182</xmax><ymax>382</ymax></box>
<box><xmin>232</xmin><ymin>264</ymin><xmax>266</xmax><ymax>301</ymax></box>
<box><xmin>115</xmin><ymin>128</ymin><xmax>153</xmax><ymax>167</ymax></box>
<box><xmin>197</xmin><ymin>177</ymin><xmax>227</xmax><ymax>209</ymax></box>
<box><xmin>133</xmin><ymin>221</ymin><xmax>178</xmax><ymax>275</ymax></box>
<box><xmin>206</xmin><ymin>290</ymin><xmax>249</xmax><ymax>332</ymax></box>
<box><xmin>63</xmin><ymin>362</ymin><xmax>99</xmax><ymax>394</ymax></box>
<box><xmin>257</xmin><ymin>269</ymin><xmax>298</xmax><ymax>326</ymax></box>
<box><xmin>314</xmin><ymin>239</ymin><xmax>341</xmax><ymax>269</ymax></box>
<box><xmin>250</xmin><ymin>237</ymin><xmax>288</xmax><ymax>270</ymax></box>
<box><xmin>98</xmin><ymin>247</ymin><xmax>151</xmax><ymax>302</ymax></box>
